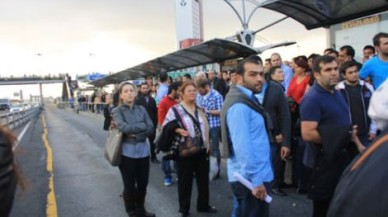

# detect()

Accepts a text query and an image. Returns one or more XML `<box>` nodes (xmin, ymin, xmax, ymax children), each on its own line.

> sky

<box><xmin>0</xmin><ymin>0</ymin><xmax>327</xmax><ymax>98</ymax></box>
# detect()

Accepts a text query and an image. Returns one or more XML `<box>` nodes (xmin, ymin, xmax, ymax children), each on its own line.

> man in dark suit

<box><xmin>208</xmin><ymin>69</ymin><xmax>228</xmax><ymax>99</ymax></box>
<box><xmin>136</xmin><ymin>83</ymin><xmax>160</xmax><ymax>163</ymax></box>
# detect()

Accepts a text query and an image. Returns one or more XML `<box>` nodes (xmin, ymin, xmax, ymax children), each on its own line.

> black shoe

<box><xmin>271</xmin><ymin>188</ymin><xmax>287</xmax><ymax>196</ymax></box>
<box><xmin>151</xmin><ymin>158</ymin><xmax>161</xmax><ymax>164</ymax></box>
<box><xmin>180</xmin><ymin>213</ymin><xmax>189</xmax><ymax>217</ymax></box>
<box><xmin>198</xmin><ymin>205</ymin><xmax>217</xmax><ymax>213</ymax></box>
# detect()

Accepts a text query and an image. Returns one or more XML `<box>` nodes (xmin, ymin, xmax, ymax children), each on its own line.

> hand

<box><xmin>207</xmin><ymin>146</ymin><xmax>212</xmax><ymax>155</ymax></box>
<box><xmin>281</xmin><ymin>147</ymin><xmax>290</xmax><ymax>160</ymax></box>
<box><xmin>351</xmin><ymin>125</ymin><xmax>358</xmax><ymax>142</ymax></box>
<box><xmin>368</xmin><ymin>132</ymin><xmax>376</xmax><ymax>141</ymax></box>
<box><xmin>175</xmin><ymin>128</ymin><xmax>189</xmax><ymax>137</ymax></box>
<box><xmin>252</xmin><ymin>185</ymin><xmax>267</xmax><ymax>201</ymax></box>
<box><xmin>110</xmin><ymin>120</ymin><xmax>117</xmax><ymax>129</ymax></box>
<box><xmin>275</xmin><ymin>134</ymin><xmax>283</xmax><ymax>144</ymax></box>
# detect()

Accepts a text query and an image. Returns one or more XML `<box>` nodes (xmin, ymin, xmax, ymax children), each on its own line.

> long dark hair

<box><xmin>0</xmin><ymin>125</ymin><xmax>25</xmax><ymax>190</ymax></box>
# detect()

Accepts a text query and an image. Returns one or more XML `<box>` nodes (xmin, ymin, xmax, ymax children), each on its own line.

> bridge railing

<box><xmin>0</xmin><ymin>107</ymin><xmax>41</xmax><ymax>129</ymax></box>
<box><xmin>57</xmin><ymin>102</ymin><xmax>107</xmax><ymax>114</ymax></box>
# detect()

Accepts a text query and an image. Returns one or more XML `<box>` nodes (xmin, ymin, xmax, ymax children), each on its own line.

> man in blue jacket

<box><xmin>221</xmin><ymin>58</ymin><xmax>273</xmax><ymax>217</ymax></box>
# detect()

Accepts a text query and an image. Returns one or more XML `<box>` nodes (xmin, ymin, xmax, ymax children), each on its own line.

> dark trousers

<box><xmin>119</xmin><ymin>156</ymin><xmax>150</xmax><ymax>195</ymax></box>
<box><xmin>292</xmin><ymin>137</ymin><xmax>309</xmax><ymax>190</ymax></box>
<box><xmin>177</xmin><ymin>152</ymin><xmax>209</xmax><ymax>214</ymax></box>
<box><xmin>271</xmin><ymin>143</ymin><xmax>286</xmax><ymax>188</ymax></box>
<box><xmin>148</xmin><ymin>132</ymin><xmax>156</xmax><ymax>159</ymax></box>
<box><xmin>231</xmin><ymin>182</ymin><xmax>270</xmax><ymax>217</ymax></box>
<box><xmin>313</xmin><ymin>199</ymin><xmax>331</xmax><ymax>217</ymax></box>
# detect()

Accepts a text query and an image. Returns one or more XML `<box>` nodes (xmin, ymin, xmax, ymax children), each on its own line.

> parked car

<box><xmin>0</xmin><ymin>98</ymin><xmax>10</xmax><ymax>111</ymax></box>
<box><xmin>10</xmin><ymin>105</ymin><xmax>23</xmax><ymax>113</ymax></box>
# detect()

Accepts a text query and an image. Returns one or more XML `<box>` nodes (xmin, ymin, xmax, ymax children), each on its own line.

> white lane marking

<box><xmin>13</xmin><ymin>121</ymin><xmax>32</xmax><ymax>151</ymax></box>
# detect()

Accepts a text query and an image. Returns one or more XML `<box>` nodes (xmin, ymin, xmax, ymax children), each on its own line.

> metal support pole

<box><xmin>39</xmin><ymin>83</ymin><xmax>44</xmax><ymax>105</ymax></box>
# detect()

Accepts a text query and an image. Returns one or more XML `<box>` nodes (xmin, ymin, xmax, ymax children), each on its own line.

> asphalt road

<box><xmin>10</xmin><ymin>106</ymin><xmax>312</xmax><ymax>217</ymax></box>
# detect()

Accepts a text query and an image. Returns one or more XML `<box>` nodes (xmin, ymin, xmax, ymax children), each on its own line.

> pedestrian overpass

<box><xmin>0</xmin><ymin>76</ymin><xmax>72</xmax><ymax>103</ymax></box>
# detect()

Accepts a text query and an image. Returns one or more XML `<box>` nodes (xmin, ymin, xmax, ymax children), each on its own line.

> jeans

<box><xmin>231</xmin><ymin>196</ymin><xmax>239</xmax><ymax>217</ymax></box>
<box><xmin>162</xmin><ymin>159</ymin><xmax>172</xmax><ymax>179</ymax></box>
<box><xmin>119</xmin><ymin>156</ymin><xmax>150</xmax><ymax>195</ymax></box>
<box><xmin>209</xmin><ymin>127</ymin><xmax>221</xmax><ymax>159</ymax></box>
<box><xmin>230</xmin><ymin>182</ymin><xmax>271</xmax><ymax>217</ymax></box>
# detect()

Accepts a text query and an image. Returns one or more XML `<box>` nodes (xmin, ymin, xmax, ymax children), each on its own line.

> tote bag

<box><xmin>104</xmin><ymin>128</ymin><xmax>123</xmax><ymax>166</ymax></box>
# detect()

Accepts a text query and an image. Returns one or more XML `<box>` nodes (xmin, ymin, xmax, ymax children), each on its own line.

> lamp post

<box><xmin>36</xmin><ymin>53</ymin><xmax>44</xmax><ymax>105</ymax></box>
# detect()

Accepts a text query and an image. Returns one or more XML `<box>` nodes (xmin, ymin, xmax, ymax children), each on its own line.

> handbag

<box><xmin>172</xmin><ymin>106</ymin><xmax>204</xmax><ymax>158</ymax></box>
<box><xmin>104</xmin><ymin>128</ymin><xmax>123</xmax><ymax>166</ymax></box>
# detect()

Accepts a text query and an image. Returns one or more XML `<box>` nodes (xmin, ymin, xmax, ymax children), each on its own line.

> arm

<box><xmin>278</xmin><ymin>88</ymin><xmax>292</xmax><ymax>149</ymax></box>
<box><xmin>143</xmin><ymin>107</ymin><xmax>154</xmax><ymax>135</ymax></box>
<box><xmin>157</xmin><ymin>101</ymin><xmax>167</xmax><ymax>130</ymax></box>
<box><xmin>283</xmin><ymin>66</ymin><xmax>293</xmax><ymax>92</ymax></box>
<box><xmin>112</xmin><ymin>107</ymin><xmax>147</xmax><ymax>134</ymax></box>
<box><xmin>207</xmin><ymin>94</ymin><xmax>223</xmax><ymax>116</ymax></box>
<box><xmin>227</xmin><ymin>104</ymin><xmax>266</xmax><ymax>188</ymax></box>
<box><xmin>300</xmin><ymin>93</ymin><xmax>321</xmax><ymax>144</ymax></box>
<box><xmin>301</xmin><ymin>121</ymin><xmax>321</xmax><ymax>144</ymax></box>
<box><xmin>359</xmin><ymin>62</ymin><xmax>371</xmax><ymax>80</ymax></box>
<box><xmin>134</xmin><ymin>107</ymin><xmax>155</xmax><ymax>141</ymax></box>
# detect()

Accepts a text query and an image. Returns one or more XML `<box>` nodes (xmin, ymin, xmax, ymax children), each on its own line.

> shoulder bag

<box><xmin>173</xmin><ymin>105</ymin><xmax>204</xmax><ymax>158</ymax></box>
<box><xmin>104</xmin><ymin>110</ymin><xmax>124</xmax><ymax>166</ymax></box>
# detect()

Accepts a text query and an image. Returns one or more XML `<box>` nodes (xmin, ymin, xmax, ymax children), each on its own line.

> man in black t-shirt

<box><xmin>337</xmin><ymin>61</ymin><xmax>377</xmax><ymax>148</ymax></box>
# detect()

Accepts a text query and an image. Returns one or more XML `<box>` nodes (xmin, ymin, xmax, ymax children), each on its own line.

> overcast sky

<box><xmin>0</xmin><ymin>0</ymin><xmax>326</xmax><ymax>97</ymax></box>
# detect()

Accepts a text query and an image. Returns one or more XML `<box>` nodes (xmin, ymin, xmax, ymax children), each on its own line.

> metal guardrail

<box><xmin>0</xmin><ymin>107</ymin><xmax>41</xmax><ymax>129</ymax></box>
<box><xmin>57</xmin><ymin>102</ymin><xmax>107</xmax><ymax>114</ymax></box>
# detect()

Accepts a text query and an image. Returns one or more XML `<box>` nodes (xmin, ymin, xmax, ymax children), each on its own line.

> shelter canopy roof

<box><xmin>91</xmin><ymin>38</ymin><xmax>257</xmax><ymax>87</ymax></box>
<box><xmin>261</xmin><ymin>0</ymin><xmax>388</xmax><ymax>30</ymax></box>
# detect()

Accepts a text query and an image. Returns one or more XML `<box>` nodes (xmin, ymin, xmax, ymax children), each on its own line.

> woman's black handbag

<box><xmin>172</xmin><ymin>106</ymin><xmax>204</xmax><ymax>158</ymax></box>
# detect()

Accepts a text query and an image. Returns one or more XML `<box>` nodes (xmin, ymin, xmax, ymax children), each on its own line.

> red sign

<box><xmin>179</xmin><ymin>38</ymin><xmax>203</xmax><ymax>49</ymax></box>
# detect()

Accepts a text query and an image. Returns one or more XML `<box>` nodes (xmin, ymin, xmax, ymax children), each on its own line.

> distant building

<box><xmin>175</xmin><ymin>0</ymin><xmax>204</xmax><ymax>49</ymax></box>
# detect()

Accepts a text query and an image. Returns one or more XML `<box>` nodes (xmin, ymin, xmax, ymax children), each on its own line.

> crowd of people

<box><xmin>1</xmin><ymin>32</ymin><xmax>387</xmax><ymax>217</ymax></box>
<box><xmin>105</xmin><ymin>31</ymin><xmax>388</xmax><ymax>217</ymax></box>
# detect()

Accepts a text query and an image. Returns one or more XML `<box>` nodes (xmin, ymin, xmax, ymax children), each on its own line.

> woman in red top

<box><xmin>287</xmin><ymin>56</ymin><xmax>310</xmax><ymax>104</ymax></box>
<box><xmin>287</xmin><ymin>56</ymin><xmax>311</xmax><ymax>195</ymax></box>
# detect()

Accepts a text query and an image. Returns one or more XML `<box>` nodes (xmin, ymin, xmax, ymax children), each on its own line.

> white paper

<box><xmin>233</xmin><ymin>172</ymin><xmax>273</xmax><ymax>203</ymax></box>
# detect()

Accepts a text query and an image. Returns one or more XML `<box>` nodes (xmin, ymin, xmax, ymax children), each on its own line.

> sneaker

<box><xmin>164</xmin><ymin>177</ymin><xmax>173</xmax><ymax>186</ymax></box>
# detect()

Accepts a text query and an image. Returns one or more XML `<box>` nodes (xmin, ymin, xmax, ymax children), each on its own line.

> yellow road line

<box><xmin>42</xmin><ymin>114</ymin><xmax>58</xmax><ymax>217</ymax></box>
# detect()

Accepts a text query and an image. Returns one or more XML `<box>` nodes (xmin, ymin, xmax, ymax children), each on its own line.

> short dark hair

<box><xmin>247</xmin><ymin>55</ymin><xmax>263</xmax><ymax>65</ymax></box>
<box><xmin>183</xmin><ymin>73</ymin><xmax>191</xmax><ymax>79</ymax></box>
<box><xmin>373</xmin><ymin>32</ymin><xmax>388</xmax><ymax>46</ymax></box>
<box><xmin>308</xmin><ymin>53</ymin><xmax>320</xmax><ymax>61</ymax></box>
<box><xmin>236</xmin><ymin>58</ymin><xmax>261</xmax><ymax>76</ymax></box>
<box><xmin>265</xmin><ymin>58</ymin><xmax>271</xmax><ymax>63</ymax></box>
<box><xmin>363</xmin><ymin>45</ymin><xmax>375</xmax><ymax>53</ymax></box>
<box><xmin>167</xmin><ymin>82</ymin><xmax>181</xmax><ymax>94</ymax></box>
<box><xmin>159</xmin><ymin>72</ymin><xmax>168</xmax><ymax>82</ymax></box>
<box><xmin>312</xmin><ymin>55</ymin><xmax>337</xmax><ymax>74</ymax></box>
<box><xmin>339</xmin><ymin>61</ymin><xmax>359</xmax><ymax>75</ymax></box>
<box><xmin>196</xmin><ymin>78</ymin><xmax>210</xmax><ymax>89</ymax></box>
<box><xmin>140</xmin><ymin>83</ymin><xmax>148</xmax><ymax>88</ymax></box>
<box><xmin>324</xmin><ymin>48</ymin><xmax>336</xmax><ymax>54</ymax></box>
<box><xmin>340</xmin><ymin>45</ymin><xmax>355</xmax><ymax>58</ymax></box>
<box><xmin>268</xmin><ymin>66</ymin><xmax>281</xmax><ymax>76</ymax></box>
<box><xmin>327</xmin><ymin>49</ymin><xmax>339</xmax><ymax>58</ymax></box>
